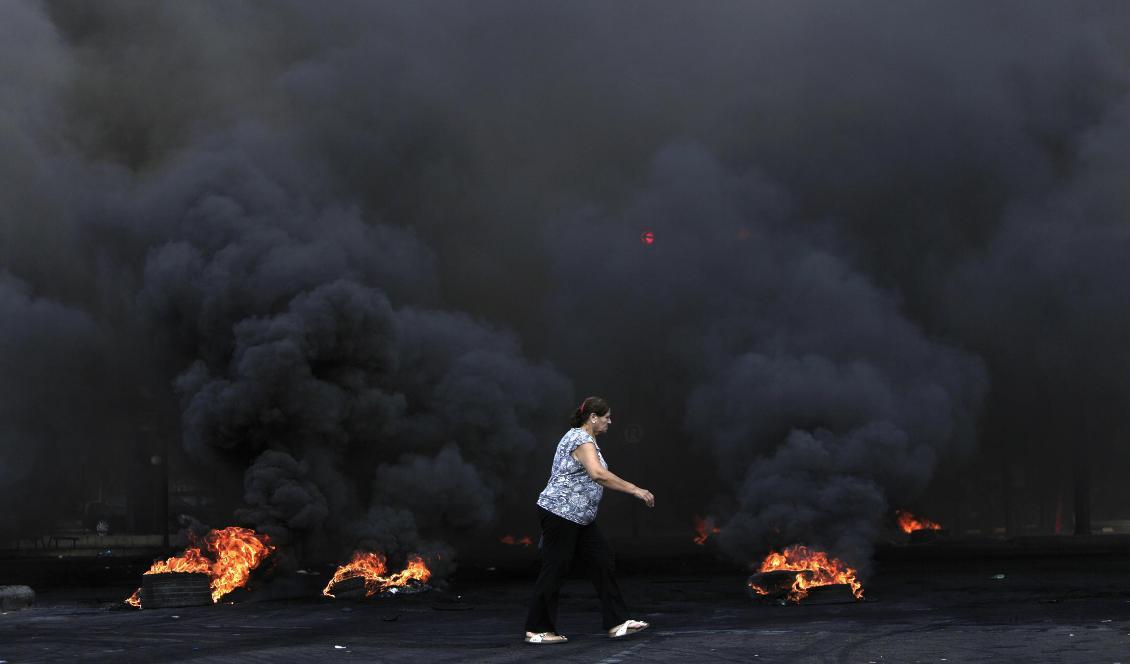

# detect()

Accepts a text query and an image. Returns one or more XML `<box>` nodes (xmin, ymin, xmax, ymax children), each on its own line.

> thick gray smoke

<box><xmin>235</xmin><ymin>450</ymin><xmax>330</xmax><ymax>550</ymax></box>
<box><xmin>143</xmin><ymin>138</ymin><xmax>570</xmax><ymax>562</ymax></box>
<box><xmin>0</xmin><ymin>1</ymin><xmax>572</xmax><ymax>565</ymax></box>
<box><xmin>5</xmin><ymin>1</ymin><xmax>1130</xmax><ymax>574</ymax></box>
<box><xmin>543</xmin><ymin>144</ymin><xmax>986</xmax><ymax>570</ymax></box>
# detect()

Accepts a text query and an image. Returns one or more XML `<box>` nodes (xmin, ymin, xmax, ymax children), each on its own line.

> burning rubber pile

<box><xmin>896</xmin><ymin>509</ymin><xmax>948</xmax><ymax>543</ymax></box>
<box><xmin>896</xmin><ymin>510</ymin><xmax>942</xmax><ymax>534</ymax></box>
<box><xmin>322</xmin><ymin>552</ymin><xmax>432</xmax><ymax>599</ymax></box>
<box><xmin>692</xmin><ymin>515</ymin><xmax>721</xmax><ymax>546</ymax></box>
<box><xmin>747</xmin><ymin>545</ymin><xmax>864</xmax><ymax>603</ymax></box>
<box><xmin>125</xmin><ymin>527</ymin><xmax>274</xmax><ymax>608</ymax></box>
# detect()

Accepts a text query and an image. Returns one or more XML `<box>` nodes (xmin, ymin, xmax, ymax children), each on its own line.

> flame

<box><xmin>143</xmin><ymin>547</ymin><xmax>214</xmax><ymax>575</ymax></box>
<box><xmin>896</xmin><ymin>509</ymin><xmax>943</xmax><ymax>534</ymax></box>
<box><xmin>205</xmin><ymin>527</ymin><xmax>275</xmax><ymax>602</ymax></box>
<box><xmin>322</xmin><ymin>551</ymin><xmax>387</xmax><ymax>597</ymax></box>
<box><xmin>693</xmin><ymin>515</ymin><xmax>721</xmax><ymax>545</ymax></box>
<box><xmin>500</xmin><ymin>534</ymin><xmax>534</xmax><ymax>546</ymax></box>
<box><xmin>380</xmin><ymin>555</ymin><xmax>431</xmax><ymax>588</ymax></box>
<box><xmin>122</xmin><ymin>526</ymin><xmax>274</xmax><ymax>607</ymax></box>
<box><xmin>750</xmin><ymin>545</ymin><xmax>864</xmax><ymax>602</ymax></box>
<box><xmin>322</xmin><ymin>552</ymin><xmax>432</xmax><ymax>598</ymax></box>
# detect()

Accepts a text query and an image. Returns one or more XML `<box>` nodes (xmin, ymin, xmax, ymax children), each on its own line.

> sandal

<box><xmin>525</xmin><ymin>631</ymin><xmax>568</xmax><ymax>644</ymax></box>
<box><xmin>608</xmin><ymin>619</ymin><xmax>649</xmax><ymax>638</ymax></box>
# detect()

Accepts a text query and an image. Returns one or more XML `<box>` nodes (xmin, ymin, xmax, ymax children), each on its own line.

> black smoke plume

<box><xmin>5</xmin><ymin>1</ymin><xmax>1130</xmax><ymax>575</ymax></box>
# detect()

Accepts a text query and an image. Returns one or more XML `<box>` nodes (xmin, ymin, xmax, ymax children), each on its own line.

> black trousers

<box><xmin>524</xmin><ymin>506</ymin><xmax>629</xmax><ymax>633</ymax></box>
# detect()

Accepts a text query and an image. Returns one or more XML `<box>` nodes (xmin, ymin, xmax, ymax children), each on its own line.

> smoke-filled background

<box><xmin>4</xmin><ymin>0</ymin><xmax>1130</xmax><ymax>575</ymax></box>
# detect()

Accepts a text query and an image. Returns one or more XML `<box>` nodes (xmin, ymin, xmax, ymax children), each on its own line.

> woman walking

<box><xmin>524</xmin><ymin>396</ymin><xmax>655</xmax><ymax>644</ymax></box>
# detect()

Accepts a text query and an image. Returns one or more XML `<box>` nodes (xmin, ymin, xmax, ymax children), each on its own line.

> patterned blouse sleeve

<box><xmin>567</xmin><ymin>430</ymin><xmax>596</xmax><ymax>453</ymax></box>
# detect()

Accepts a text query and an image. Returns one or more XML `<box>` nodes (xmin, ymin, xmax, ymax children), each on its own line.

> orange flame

<box><xmin>123</xmin><ymin>526</ymin><xmax>274</xmax><ymax>607</ymax></box>
<box><xmin>322</xmin><ymin>552</ymin><xmax>432</xmax><ymax>598</ymax></box>
<box><xmin>143</xmin><ymin>547</ymin><xmax>213</xmax><ymax>575</ymax></box>
<box><xmin>381</xmin><ymin>555</ymin><xmax>431</xmax><ymax>588</ymax></box>
<box><xmin>206</xmin><ymin>527</ymin><xmax>275</xmax><ymax>602</ymax></box>
<box><xmin>693</xmin><ymin>515</ymin><xmax>721</xmax><ymax>545</ymax></box>
<box><xmin>750</xmin><ymin>545</ymin><xmax>864</xmax><ymax>602</ymax></box>
<box><xmin>896</xmin><ymin>509</ymin><xmax>943</xmax><ymax>534</ymax></box>
<box><xmin>500</xmin><ymin>534</ymin><xmax>534</xmax><ymax>546</ymax></box>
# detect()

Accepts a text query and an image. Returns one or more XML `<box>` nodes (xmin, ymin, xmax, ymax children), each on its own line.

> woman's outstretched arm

<box><xmin>573</xmin><ymin>443</ymin><xmax>655</xmax><ymax>507</ymax></box>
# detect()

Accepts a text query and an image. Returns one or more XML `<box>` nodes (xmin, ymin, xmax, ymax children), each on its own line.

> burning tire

<box><xmin>322</xmin><ymin>552</ymin><xmax>432</xmax><ymax>599</ymax></box>
<box><xmin>324</xmin><ymin>575</ymin><xmax>367</xmax><ymax>600</ymax></box>
<box><xmin>747</xmin><ymin>546</ymin><xmax>864</xmax><ymax>603</ymax></box>
<box><xmin>139</xmin><ymin>572</ymin><xmax>212</xmax><ymax>609</ymax></box>
<box><xmin>747</xmin><ymin>570</ymin><xmax>814</xmax><ymax>599</ymax></box>
<box><xmin>123</xmin><ymin>526</ymin><xmax>275</xmax><ymax>608</ymax></box>
<box><xmin>908</xmin><ymin>528</ymin><xmax>949</xmax><ymax>544</ymax></box>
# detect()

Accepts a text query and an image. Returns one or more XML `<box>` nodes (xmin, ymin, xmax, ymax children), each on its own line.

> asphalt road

<box><xmin>2</xmin><ymin>555</ymin><xmax>1130</xmax><ymax>663</ymax></box>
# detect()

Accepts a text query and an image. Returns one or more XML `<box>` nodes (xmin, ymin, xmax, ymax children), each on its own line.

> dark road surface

<box><xmin>2</xmin><ymin>553</ymin><xmax>1130</xmax><ymax>662</ymax></box>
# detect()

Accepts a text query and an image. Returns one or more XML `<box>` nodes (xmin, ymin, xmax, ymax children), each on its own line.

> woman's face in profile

<box><xmin>591</xmin><ymin>411</ymin><xmax>612</xmax><ymax>435</ymax></box>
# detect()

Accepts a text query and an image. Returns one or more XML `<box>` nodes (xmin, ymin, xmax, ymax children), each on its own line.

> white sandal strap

<box><xmin>527</xmin><ymin>632</ymin><xmax>567</xmax><ymax>643</ymax></box>
<box><xmin>611</xmin><ymin>619</ymin><xmax>649</xmax><ymax>637</ymax></box>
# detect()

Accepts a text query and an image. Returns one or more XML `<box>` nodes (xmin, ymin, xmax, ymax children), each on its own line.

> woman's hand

<box><xmin>633</xmin><ymin>488</ymin><xmax>655</xmax><ymax>508</ymax></box>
